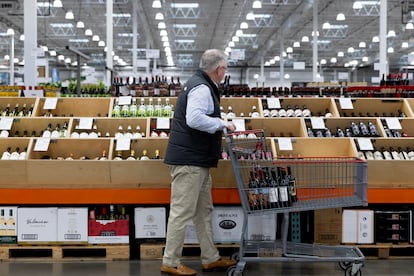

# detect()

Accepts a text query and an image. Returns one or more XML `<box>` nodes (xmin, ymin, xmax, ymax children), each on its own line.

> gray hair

<box><xmin>199</xmin><ymin>49</ymin><xmax>227</xmax><ymax>73</ymax></box>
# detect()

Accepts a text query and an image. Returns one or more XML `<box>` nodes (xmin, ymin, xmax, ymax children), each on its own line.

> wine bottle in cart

<box><xmin>247</xmin><ymin>170</ymin><xmax>259</xmax><ymax>210</ymax></box>
<box><xmin>268</xmin><ymin>167</ymin><xmax>280</xmax><ymax>209</ymax></box>
<box><xmin>277</xmin><ymin>166</ymin><xmax>291</xmax><ymax>207</ymax></box>
<box><xmin>287</xmin><ymin>166</ymin><xmax>297</xmax><ymax>203</ymax></box>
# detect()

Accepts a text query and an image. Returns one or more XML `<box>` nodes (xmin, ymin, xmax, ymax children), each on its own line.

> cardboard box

<box><xmin>88</xmin><ymin>219</ymin><xmax>129</xmax><ymax>244</ymax></box>
<box><xmin>0</xmin><ymin>206</ymin><xmax>18</xmax><ymax>244</ymax></box>
<box><xmin>212</xmin><ymin>206</ymin><xmax>244</xmax><ymax>243</ymax></box>
<box><xmin>17</xmin><ymin>207</ymin><xmax>58</xmax><ymax>243</ymax></box>
<box><xmin>247</xmin><ymin>213</ymin><xmax>277</xmax><ymax>241</ymax></box>
<box><xmin>134</xmin><ymin>207</ymin><xmax>166</xmax><ymax>239</ymax></box>
<box><xmin>342</xmin><ymin>209</ymin><xmax>374</xmax><ymax>244</ymax></box>
<box><xmin>314</xmin><ymin>208</ymin><xmax>342</xmax><ymax>244</ymax></box>
<box><xmin>57</xmin><ymin>208</ymin><xmax>88</xmax><ymax>243</ymax></box>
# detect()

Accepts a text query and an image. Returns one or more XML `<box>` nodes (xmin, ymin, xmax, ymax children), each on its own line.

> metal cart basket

<box><xmin>224</xmin><ymin>129</ymin><xmax>368</xmax><ymax>276</ymax></box>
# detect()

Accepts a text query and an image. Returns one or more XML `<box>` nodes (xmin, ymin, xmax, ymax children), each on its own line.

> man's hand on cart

<box><xmin>225</xmin><ymin>121</ymin><xmax>236</xmax><ymax>133</ymax></box>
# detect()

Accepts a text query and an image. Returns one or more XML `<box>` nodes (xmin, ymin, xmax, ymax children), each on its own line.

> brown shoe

<box><xmin>160</xmin><ymin>263</ymin><xmax>197</xmax><ymax>275</ymax></box>
<box><xmin>202</xmin><ymin>258</ymin><xmax>237</xmax><ymax>271</ymax></box>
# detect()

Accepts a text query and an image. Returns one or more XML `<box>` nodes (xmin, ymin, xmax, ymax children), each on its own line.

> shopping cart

<box><xmin>224</xmin><ymin>129</ymin><xmax>368</xmax><ymax>276</ymax></box>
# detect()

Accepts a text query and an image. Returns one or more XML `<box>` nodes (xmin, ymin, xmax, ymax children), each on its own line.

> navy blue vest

<box><xmin>164</xmin><ymin>69</ymin><xmax>222</xmax><ymax>168</ymax></box>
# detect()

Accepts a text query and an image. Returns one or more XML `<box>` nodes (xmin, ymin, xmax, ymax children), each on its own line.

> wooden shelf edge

<box><xmin>1</xmin><ymin>188</ymin><xmax>414</xmax><ymax>205</ymax></box>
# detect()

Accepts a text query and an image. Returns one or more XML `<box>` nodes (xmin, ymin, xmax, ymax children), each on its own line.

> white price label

<box><xmin>78</xmin><ymin>117</ymin><xmax>94</xmax><ymax>130</ymax></box>
<box><xmin>339</xmin><ymin>98</ymin><xmax>353</xmax><ymax>109</ymax></box>
<box><xmin>277</xmin><ymin>138</ymin><xmax>293</xmax><ymax>151</ymax></box>
<box><xmin>232</xmin><ymin>118</ymin><xmax>246</xmax><ymax>131</ymax></box>
<box><xmin>310</xmin><ymin>117</ymin><xmax>326</xmax><ymax>129</ymax></box>
<box><xmin>43</xmin><ymin>97</ymin><xmax>58</xmax><ymax>110</ymax></box>
<box><xmin>356</xmin><ymin>138</ymin><xmax>374</xmax><ymax>151</ymax></box>
<box><xmin>0</xmin><ymin>117</ymin><xmax>13</xmax><ymax>130</ymax></box>
<box><xmin>267</xmin><ymin>98</ymin><xmax>281</xmax><ymax>109</ymax></box>
<box><xmin>34</xmin><ymin>137</ymin><xmax>51</xmax><ymax>151</ymax></box>
<box><xmin>385</xmin><ymin>117</ymin><xmax>402</xmax><ymax>130</ymax></box>
<box><xmin>116</xmin><ymin>137</ymin><xmax>131</xmax><ymax>151</ymax></box>
<box><xmin>156</xmin><ymin>118</ymin><xmax>170</xmax><ymax>129</ymax></box>
<box><xmin>118</xmin><ymin>96</ymin><xmax>132</xmax><ymax>105</ymax></box>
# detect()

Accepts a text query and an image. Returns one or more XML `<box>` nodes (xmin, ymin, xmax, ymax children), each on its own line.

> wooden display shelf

<box><xmin>0</xmin><ymin>188</ymin><xmax>413</xmax><ymax>205</ymax></box>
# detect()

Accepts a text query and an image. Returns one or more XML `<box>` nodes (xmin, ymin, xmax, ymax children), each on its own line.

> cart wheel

<box><xmin>345</xmin><ymin>265</ymin><xmax>362</xmax><ymax>276</ymax></box>
<box><xmin>226</xmin><ymin>265</ymin><xmax>243</xmax><ymax>276</ymax></box>
<box><xmin>339</xmin><ymin>261</ymin><xmax>352</xmax><ymax>270</ymax></box>
<box><xmin>230</xmin><ymin>250</ymin><xmax>240</xmax><ymax>261</ymax></box>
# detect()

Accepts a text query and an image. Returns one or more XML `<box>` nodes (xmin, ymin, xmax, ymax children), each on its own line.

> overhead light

<box><xmin>228</xmin><ymin>41</ymin><xmax>235</xmax><ymax>47</ymax></box>
<box><xmin>348</xmin><ymin>47</ymin><xmax>354</xmax><ymax>53</ymax></box>
<box><xmin>402</xmin><ymin>41</ymin><xmax>409</xmax><ymax>48</ymax></box>
<box><xmin>353</xmin><ymin>1</ymin><xmax>362</xmax><ymax>9</ymax></box>
<box><xmin>85</xmin><ymin>29</ymin><xmax>93</xmax><ymax>36</ymax></box>
<box><xmin>13</xmin><ymin>58</ymin><xmax>19</xmax><ymax>64</ymax></box>
<box><xmin>406</xmin><ymin>22</ymin><xmax>414</xmax><ymax>30</ymax></box>
<box><xmin>65</xmin><ymin>11</ymin><xmax>74</xmax><ymax>20</ymax></box>
<box><xmin>152</xmin><ymin>0</ymin><xmax>161</xmax><ymax>8</ymax></box>
<box><xmin>387</xmin><ymin>47</ymin><xmax>394</xmax><ymax>53</ymax></box>
<box><xmin>49</xmin><ymin>50</ymin><xmax>56</xmax><ymax>56</ymax></box>
<box><xmin>155</xmin><ymin>12</ymin><xmax>164</xmax><ymax>20</ymax></box>
<box><xmin>4</xmin><ymin>55</ymin><xmax>9</xmax><ymax>60</ymax></box>
<box><xmin>359</xmin><ymin>41</ymin><xmax>366</xmax><ymax>48</ymax></box>
<box><xmin>387</xmin><ymin>30</ymin><xmax>396</xmax><ymax>37</ymax></box>
<box><xmin>163</xmin><ymin>41</ymin><xmax>170</xmax><ymax>47</ymax></box>
<box><xmin>160</xmin><ymin>30</ymin><xmax>168</xmax><ymax>36</ymax></box>
<box><xmin>246</xmin><ymin>12</ymin><xmax>254</xmax><ymax>20</ymax></box>
<box><xmin>252</xmin><ymin>0</ymin><xmax>262</xmax><ymax>9</ymax></box>
<box><xmin>53</xmin><ymin>0</ymin><xmax>62</xmax><ymax>8</ymax></box>
<box><xmin>301</xmin><ymin>36</ymin><xmax>309</xmax><ymax>42</ymax></box>
<box><xmin>114</xmin><ymin>55</ymin><xmax>119</xmax><ymax>61</ymax></box>
<box><xmin>330</xmin><ymin>57</ymin><xmax>337</xmax><ymax>63</ymax></box>
<box><xmin>336</xmin><ymin>13</ymin><xmax>345</xmax><ymax>21</ymax></box>
<box><xmin>322</xmin><ymin>22</ymin><xmax>330</xmax><ymax>29</ymax></box>
<box><xmin>282</xmin><ymin>52</ymin><xmax>287</xmax><ymax>57</ymax></box>
<box><xmin>76</xmin><ymin>21</ymin><xmax>84</xmax><ymax>28</ymax></box>
<box><xmin>42</xmin><ymin>45</ymin><xmax>48</xmax><ymax>52</ymax></box>
<box><xmin>286</xmin><ymin>47</ymin><xmax>293</xmax><ymax>53</ymax></box>
<box><xmin>265</xmin><ymin>61</ymin><xmax>270</xmax><ymax>66</ymax></box>
<box><xmin>58</xmin><ymin>55</ymin><xmax>64</xmax><ymax>61</ymax></box>
<box><xmin>320</xmin><ymin>59</ymin><xmax>327</xmax><ymax>65</ymax></box>
<box><xmin>235</xmin><ymin>29</ymin><xmax>243</xmax><ymax>36</ymax></box>
<box><xmin>284</xmin><ymin>73</ymin><xmax>290</xmax><ymax>79</ymax></box>
<box><xmin>372</xmin><ymin>35</ymin><xmax>379</xmax><ymax>42</ymax></box>
<box><xmin>362</xmin><ymin>56</ymin><xmax>369</xmax><ymax>62</ymax></box>
<box><xmin>337</xmin><ymin>51</ymin><xmax>344</xmax><ymax>57</ymax></box>
<box><xmin>65</xmin><ymin>57</ymin><xmax>71</xmax><ymax>64</ymax></box>
<box><xmin>158</xmin><ymin>22</ymin><xmax>166</xmax><ymax>29</ymax></box>
<box><xmin>6</xmin><ymin>28</ymin><xmax>14</xmax><ymax>35</ymax></box>
<box><xmin>161</xmin><ymin>36</ymin><xmax>169</xmax><ymax>42</ymax></box>
<box><xmin>240</xmin><ymin>22</ymin><xmax>248</xmax><ymax>29</ymax></box>
<box><xmin>19</xmin><ymin>34</ymin><xmax>24</xmax><ymax>41</ymax></box>
<box><xmin>98</xmin><ymin>40</ymin><xmax>105</xmax><ymax>47</ymax></box>
<box><xmin>293</xmin><ymin>41</ymin><xmax>300</xmax><ymax>48</ymax></box>
<box><xmin>232</xmin><ymin>36</ymin><xmax>239</xmax><ymax>42</ymax></box>
<box><xmin>92</xmin><ymin>35</ymin><xmax>99</xmax><ymax>41</ymax></box>
<box><xmin>274</xmin><ymin>56</ymin><xmax>280</xmax><ymax>61</ymax></box>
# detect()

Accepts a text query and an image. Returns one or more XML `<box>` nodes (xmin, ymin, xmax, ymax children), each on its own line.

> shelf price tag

<box><xmin>356</xmin><ymin>138</ymin><xmax>374</xmax><ymax>151</ymax></box>
<box><xmin>34</xmin><ymin>137</ymin><xmax>51</xmax><ymax>151</ymax></box>
<box><xmin>43</xmin><ymin>97</ymin><xmax>58</xmax><ymax>110</ymax></box>
<box><xmin>0</xmin><ymin>117</ymin><xmax>13</xmax><ymax>130</ymax></box>
<box><xmin>310</xmin><ymin>117</ymin><xmax>326</xmax><ymax>129</ymax></box>
<box><xmin>156</xmin><ymin>118</ymin><xmax>170</xmax><ymax>129</ymax></box>
<box><xmin>78</xmin><ymin>117</ymin><xmax>94</xmax><ymax>130</ymax></box>
<box><xmin>118</xmin><ymin>96</ymin><xmax>132</xmax><ymax>105</ymax></box>
<box><xmin>277</xmin><ymin>138</ymin><xmax>293</xmax><ymax>151</ymax></box>
<box><xmin>232</xmin><ymin>118</ymin><xmax>246</xmax><ymax>131</ymax></box>
<box><xmin>116</xmin><ymin>137</ymin><xmax>131</xmax><ymax>151</ymax></box>
<box><xmin>267</xmin><ymin>98</ymin><xmax>281</xmax><ymax>109</ymax></box>
<box><xmin>339</xmin><ymin>98</ymin><xmax>353</xmax><ymax>109</ymax></box>
<box><xmin>385</xmin><ymin>117</ymin><xmax>402</xmax><ymax>130</ymax></box>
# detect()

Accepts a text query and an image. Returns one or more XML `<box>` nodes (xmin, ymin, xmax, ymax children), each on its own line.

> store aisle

<box><xmin>0</xmin><ymin>259</ymin><xmax>412</xmax><ymax>276</ymax></box>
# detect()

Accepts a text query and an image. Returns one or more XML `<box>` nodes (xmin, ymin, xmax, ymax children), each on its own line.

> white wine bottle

<box><xmin>1</xmin><ymin>147</ymin><xmax>11</xmax><ymax>160</ymax></box>
<box><xmin>0</xmin><ymin>209</ymin><xmax>6</xmax><ymax>235</ymax></box>
<box><xmin>9</xmin><ymin>147</ymin><xmax>20</xmax><ymax>160</ymax></box>
<box><xmin>6</xmin><ymin>209</ymin><xmax>16</xmax><ymax>236</ymax></box>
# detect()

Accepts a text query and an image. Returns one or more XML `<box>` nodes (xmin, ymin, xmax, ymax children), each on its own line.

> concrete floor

<box><xmin>0</xmin><ymin>259</ymin><xmax>413</xmax><ymax>276</ymax></box>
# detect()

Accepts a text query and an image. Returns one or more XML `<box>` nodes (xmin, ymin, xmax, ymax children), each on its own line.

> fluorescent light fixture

<box><xmin>293</xmin><ymin>41</ymin><xmax>300</xmax><ymax>48</ymax></box>
<box><xmin>330</xmin><ymin>57</ymin><xmax>337</xmax><ymax>63</ymax></box>
<box><xmin>387</xmin><ymin>47</ymin><xmax>394</xmax><ymax>53</ymax></box>
<box><xmin>228</xmin><ymin>41</ymin><xmax>235</xmax><ymax>47</ymax></box>
<box><xmin>113</xmin><ymin>13</ymin><xmax>131</xmax><ymax>18</ymax></box>
<box><xmin>240</xmin><ymin>22</ymin><xmax>248</xmax><ymax>29</ymax></box>
<box><xmin>362</xmin><ymin>56</ymin><xmax>369</xmax><ymax>62</ymax></box>
<box><xmin>65</xmin><ymin>11</ymin><xmax>74</xmax><ymax>20</ymax></box>
<box><xmin>387</xmin><ymin>30</ymin><xmax>396</xmax><ymax>37</ymax></box>
<box><xmin>246</xmin><ymin>12</ymin><xmax>254</xmax><ymax>20</ymax></box>
<box><xmin>161</xmin><ymin>36</ymin><xmax>169</xmax><ymax>42</ymax></box>
<box><xmin>53</xmin><ymin>0</ymin><xmax>62</xmax><ymax>8</ymax></box>
<box><xmin>320</xmin><ymin>59</ymin><xmax>327</xmax><ymax>65</ymax></box>
<box><xmin>98</xmin><ymin>41</ymin><xmax>105</xmax><ymax>47</ymax></box>
<box><xmin>6</xmin><ymin>28</ymin><xmax>14</xmax><ymax>35</ymax></box>
<box><xmin>155</xmin><ymin>13</ymin><xmax>164</xmax><ymax>20</ymax></box>
<box><xmin>235</xmin><ymin>29</ymin><xmax>243</xmax><ymax>36</ymax></box>
<box><xmin>347</xmin><ymin>47</ymin><xmax>354</xmax><ymax>53</ymax></box>
<box><xmin>406</xmin><ymin>22</ymin><xmax>414</xmax><ymax>30</ymax></box>
<box><xmin>163</xmin><ymin>41</ymin><xmax>170</xmax><ymax>47</ymax></box>
<box><xmin>49</xmin><ymin>50</ymin><xmax>56</xmax><ymax>56</ymax></box>
<box><xmin>113</xmin><ymin>55</ymin><xmax>119</xmax><ymax>61</ymax></box>
<box><xmin>274</xmin><ymin>56</ymin><xmax>280</xmax><ymax>61</ymax></box>
<box><xmin>353</xmin><ymin>1</ymin><xmax>362</xmax><ymax>9</ymax></box>
<box><xmin>19</xmin><ymin>34</ymin><xmax>24</xmax><ymax>41</ymax></box>
<box><xmin>160</xmin><ymin>30</ymin><xmax>168</xmax><ymax>36</ymax></box>
<box><xmin>402</xmin><ymin>42</ymin><xmax>409</xmax><ymax>48</ymax></box>
<box><xmin>252</xmin><ymin>0</ymin><xmax>262</xmax><ymax>9</ymax></box>
<box><xmin>225</xmin><ymin>47</ymin><xmax>231</xmax><ymax>52</ymax></box>
<box><xmin>158</xmin><ymin>22</ymin><xmax>166</xmax><ymax>29</ymax></box>
<box><xmin>301</xmin><ymin>36</ymin><xmax>309</xmax><ymax>42</ymax></box>
<box><xmin>72</xmin><ymin>61</ymin><xmax>78</xmax><ymax>66</ymax></box>
<box><xmin>286</xmin><ymin>47</ymin><xmax>293</xmax><ymax>53</ymax></box>
<box><xmin>76</xmin><ymin>21</ymin><xmax>84</xmax><ymax>28</ymax></box>
<box><xmin>50</xmin><ymin>23</ymin><xmax>73</xmax><ymax>28</ymax></box>
<box><xmin>164</xmin><ymin>46</ymin><xmax>171</xmax><ymax>53</ymax></box>
<box><xmin>265</xmin><ymin>61</ymin><xmax>270</xmax><ymax>66</ymax></box>
<box><xmin>337</xmin><ymin>51</ymin><xmax>344</xmax><ymax>57</ymax></box>
<box><xmin>152</xmin><ymin>0</ymin><xmax>161</xmax><ymax>8</ymax></box>
<box><xmin>171</xmin><ymin>3</ymin><xmax>199</xmax><ymax>8</ymax></box>
<box><xmin>65</xmin><ymin>57</ymin><xmax>71</xmax><ymax>64</ymax></box>
<box><xmin>92</xmin><ymin>35</ymin><xmax>99</xmax><ymax>41</ymax></box>
<box><xmin>175</xmin><ymin>39</ymin><xmax>194</xmax><ymax>43</ymax></box>
<box><xmin>58</xmin><ymin>55</ymin><xmax>64</xmax><ymax>60</ymax></box>
<box><xmin>372</xmin><ymin>35</ymin><xmax>379</xmax><ymax>42</ymax></box>
<box><xmin>232</xmin><ymin>36</ymin><xmax>239</xmax><ymax>42</ymax></box>
<box><xmin>42</xmin><ymin>46</ymin><xmax>48</xmax><ymax>52</ymax></box>
<box><xmin>282</xmin><ymin>52</ymin><xmax>287</xmax><ymax>57</ymax></box>
<box><xmin>322</xmin><ymin>22</ymin><xmax>331</xmax><ymax>29</ymax></box>
<box><xmin>85</xmin><ymin>29</ymin><xmax>93</xmax><ymax>36</ymax></box>
<box><xmin>359</xmin><ymin>41</ymin><xmax>366</xmax><ymax>48</ymax></box>
<box><xmin>69</xmin><ymin>38</ymin><xmax>89</xmax><ymax>43</ymax></box>
<box><xmin>269</xmin><ymin>59</ymin><xmax>275</xmax><ymax>64</ymax></box>
<box><xmin>336</xmin><ymin>13</ymin><xmax>345</xmax><ymax>21</ymax></box>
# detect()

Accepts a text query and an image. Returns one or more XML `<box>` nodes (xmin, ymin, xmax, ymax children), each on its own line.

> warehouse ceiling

<box><xmin>0</xmin><ymin>0</ymin><xmax>414</xmax><ymax>74</ymax></box>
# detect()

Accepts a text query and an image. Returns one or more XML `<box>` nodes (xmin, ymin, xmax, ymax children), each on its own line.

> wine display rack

<box><xmin>1</xmin><ymin>96</ymin><xmax>414</xmax><ymax>205</ymax></box>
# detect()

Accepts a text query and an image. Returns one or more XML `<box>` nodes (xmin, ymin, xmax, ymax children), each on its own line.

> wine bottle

<box><xmin>359</xmin><ymin>121</ymin><xmax>370</xmax><ymax>136</ymax></box>
<box><xmin>114</xmin><ymin>125</ymin><xmax>124</xmax><ymax>139</ymax></box>
<box><xmin>132</xmin><ymin>125</ymin><xmax>143</xmax><ymax>139</ymax></box>
<box><xmin>143</xmin><ymin>77</ymin><xmax>149</xmax><ymax>97</ymax></box>
<box><xmin>9</xmin><ymin>147</ymin><xmax>20</xmax><ymax>160</ymax></box>
<box><xmin>277</xmin><ymin>166</ymin><xmax>290</xmax><ymax>207</ymax></box>
<box><xmin>18</xmin><ymin>103</ymin><xmax>27</xmax><ymax>117</ymax></box>
<box><xmin>19</xmin><ymin>147</ymin><xmax>27</xmax><ymax>160</ymax></box>
<box><xmin>169</xmin><ymin>77</ymin><xmax>176</xmax><ymax>97</ymax></box>
<box><xmin>6</xmin><ymin>209</ymin><xmax>15</xmax><ymax>236</ymax></box>
<box><xmin>98</xmin><ymin>150</ymin><xmax>108</xmax><ymax>160</ymax></box>
<box><xmin>140</xmin><ymin>149</ymin><xmax>150</xmax><ymax>160</ymax></box>
<box><xmin>390</xmin><ymin>147</ymin><xmax>401</xmax><ymax>160</ymax></box>
<box><xmin>152</xmin><ymin>149</ymin><xmax>161</xmax><ymax>159</ymax></box>
<box><xmin>126</xmin><ymin>149</ymin><xmax>137</xmax><ymax>160</ymax></box>
<box><xmin>350</xmin><ymin>121</ymin><xmax>360</xmax><ymax>136</ymax></box>
<box><xmin>9</xmin><ymin>103</ymin><xmax>19</xmax><ymax>117</ymax></box>
<box><xmin>382</xmin><ymin>147</ymin><xmax>393</xmax><ymax>160</ymax></box>
<box><xmin>294</xmin><ymin>105</ymin><xmax>303</xmax><ymax>117</ymax></box>
<box><xmin>247</xmin><ymin>170</ymin><xmax>259</xmax><ymax>210</ymax></box>
<box><xmin>113</xmin><ymin>151</ymin><xmax>123</xmax><ymax>161</ymax></box>
<box><xmin>109</xmin><ymin>205</ymin><xmax>116</xmax><ymax>220</ymax></box>
<box><xmin>153</xmin><ymin>75</ymin><xmax>160</xmax><ymax>97</ymax></box>
<box><xmin>268</xmin><ymin>167</ymin><xmax>280</xmax><ymax>209</ymax></box>
<box><xmin>129</xmin><ymin>98</ymin><xmax>138</xmax><ymax>117</ymax></box>
<box><xmin>1</xmin><ymin>103</ymin><xmax>10</xmax><ymax>116</ymax></box>
<box><xmin>250</xmin><ymin>105</ymin><xmax>260</xmax><ymax>118</ymax></box>
<box><xmin>287</xmin><ymin>166</ymin><xmax>297</xmax><ymax>203</ymax></box>
<box><xmin>227</xmin><ymin>106</ymin><xmax>236</xmax><ymax>119</ymax></box>
<box><xmin>258</xmin><ymin>167</ymin><xmax>270</xmax><ymax>209</ymax></box>
<box><xmin>1</xmin><ymin>147</ymin><xmax>11</xmax><ymax>160</ymax></box>
<box><xmin>0</xmin><ymin>209</ymin><xmax>6</xmax><ymax>235</ymax></box>
<box><xmin>51</xmin><ymin>124</ymin><xmax>60</xmax><ymax>138</ymax></box>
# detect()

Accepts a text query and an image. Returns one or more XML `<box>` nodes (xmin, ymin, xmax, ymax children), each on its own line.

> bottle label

<box><xmin>279</xmin><ymin>187</ymin><xmax>289</xmax><ymax>202</ymax></box>
<box><xmin>269</xmin><ymin>188</ymin><xmax>278</xmax><ymax>203</ymax></box>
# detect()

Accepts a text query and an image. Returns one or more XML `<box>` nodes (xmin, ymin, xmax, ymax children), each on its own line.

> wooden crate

<box><xmin>220</xmin><ymin>98</ymin><xmax>261</xmax><ymax>117</ymax></box>
<box><xmin>244</xmin><ymin>118</ymin><xmax>307</xmax><ymax>137</ymax></box>
<box><xmin>0</xmin><ymin>97</ymin><xmax>38</xmax><ymax>117</ymax></box>
<box><xmin>10</xmin><ymin>117</ymin><xmax>72</xmax><ymax>138</ymax></box>
<box><xmin>335</xmin><ymin>98</ymin><xmax>413</xmax><ymax>118</ymax></box>
<box><xmin>307</xmin><ymin>117</ymin><xmax>385</xmax><ymax>137</ymax></box>
<box><xmin>263</xmin><ymin>97</ymin><xmax>339</xmax><ymax>117</ymax></box>
<box><xmin>0</xmin><ymin>138</ymin><xmax>31</xmax><ymax>186</ymax></box>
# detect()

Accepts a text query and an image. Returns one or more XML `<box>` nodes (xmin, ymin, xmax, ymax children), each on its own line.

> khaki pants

<box><xmin>162</xmin><ymin>165</ymin><xmax>220</xmax><ymax>267</ymax></box>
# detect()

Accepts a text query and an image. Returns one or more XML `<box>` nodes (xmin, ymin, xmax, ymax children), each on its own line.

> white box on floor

<box><xmin>57</xmin><ymin>208</ymin><xmax>88</xmax><ymax>243</ymax></box>
<box><xmin>342</xmin><ymin>209</ymin><xmax>374</xmax><ymax>244</ymax></box>
<box><xmin>17</xmin><ymin>207</ymin><xmax>58</xmax><ymax>243</ymax></box>
<box><xmin>134</xmin><ymin>207</ymin><xmax>166</xmax><ymax>239</ymax></box>
<box><xmin>247</xmin><ymin>213</ymin><xmax>277</xmax><ymax>241</ymax></box>
<box><xmin>212</xmin><ymin>206</ymin><xmax>244</xmax><ymax>243</ymax></box>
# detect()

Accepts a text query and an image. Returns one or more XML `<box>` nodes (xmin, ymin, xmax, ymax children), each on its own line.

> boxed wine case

<box><xmin>17</xmin><ymin>207</ymin><xmax>58</xmax><ymax>244</ymax></box>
